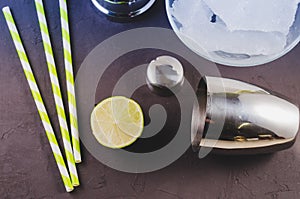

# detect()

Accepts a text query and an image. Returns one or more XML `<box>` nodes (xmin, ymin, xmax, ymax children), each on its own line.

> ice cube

<box><xmin>171</xmin><ymin>0</ymin><xmax>287</xmax><ymax>55</ymax></box>
<box><xmin>203</xmin><ymin>0</ymin><xmax>300</xmax><ymax>35</ymax></box>
<box><xmin>171</xmin><ymin>0</ymin><xmax>212</xmax><ymax>27</ymax></box>
<box><xmin>182</xmin><ymin>23</ymin><xmax>286</xmax><ymax>55</ymax></box>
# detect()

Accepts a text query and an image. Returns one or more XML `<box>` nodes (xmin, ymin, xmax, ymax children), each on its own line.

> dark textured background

<box><xmin>1</xmin><ymin>0</ymin><xmax>300</xmax><ymax>198</ymax></box>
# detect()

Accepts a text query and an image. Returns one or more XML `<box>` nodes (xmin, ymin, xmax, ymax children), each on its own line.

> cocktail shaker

<box><xmin>192</xmin><ymin>76</ymin><xmax>300</xmax><ymax>155</ymax></box>
<box><xmin>91</xmin><ymin>0</ymin><xmax>156</xmax><ymax>18</ymax></box>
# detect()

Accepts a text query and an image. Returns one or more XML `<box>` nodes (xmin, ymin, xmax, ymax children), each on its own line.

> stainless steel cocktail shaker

<box><xmin>192</xmin><ymin>76</ymin><xmax>300</xmax><ymax>155</ymax></box>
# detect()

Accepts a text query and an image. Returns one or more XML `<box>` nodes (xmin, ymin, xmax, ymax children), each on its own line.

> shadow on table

<box><xmin>178</xmin><ymin>147</ymin><xmax>275</xmax><ymax>171</ymax></box>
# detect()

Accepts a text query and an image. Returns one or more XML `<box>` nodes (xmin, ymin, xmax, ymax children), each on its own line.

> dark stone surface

<box><xmin>0</xmin><ymin>0</ymin><xmax>300</xmax><ymax>198</ymax></box>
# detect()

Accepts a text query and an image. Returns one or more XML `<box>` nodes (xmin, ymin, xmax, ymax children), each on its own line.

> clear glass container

<box><xmin>166</xmin><ymin>0</ymin><xmax>300</xmax><ymax>67</ymax></box>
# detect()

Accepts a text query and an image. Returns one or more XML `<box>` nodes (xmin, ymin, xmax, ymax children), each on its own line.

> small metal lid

<box><xmin>146</xmin><ymin>56</ymin><xmax>184</xmax><ymax>96</ymax></box>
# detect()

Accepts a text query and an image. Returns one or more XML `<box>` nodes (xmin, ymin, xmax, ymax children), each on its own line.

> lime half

<box><xmin>91</xmin><ymin>96</ymin><xmax>144</xmax><ymax>149</ymax></box>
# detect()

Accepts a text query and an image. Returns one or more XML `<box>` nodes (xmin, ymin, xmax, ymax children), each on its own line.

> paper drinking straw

<box><xmin>59</xmin><ymin>0</ymin><xmax>81</xmax><ymax>163</ymax></box>
<box><xmin>34</xmin><ymin>0</ymin><xmax>79</xmax><ymax>186</ymax></box>
<box><xmin>2</xmin><ymin>6</ymin><xmax>73</xmax><ymax>192</ymax></box>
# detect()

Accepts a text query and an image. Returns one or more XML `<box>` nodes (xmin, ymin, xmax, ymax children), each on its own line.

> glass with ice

<box><xmin>166</xmin><ymin>0</ymin><xmax>300</xmax><ymax>67</ymax></box>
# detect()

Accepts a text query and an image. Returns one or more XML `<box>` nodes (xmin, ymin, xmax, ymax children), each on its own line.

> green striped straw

<box><xmin>34</xmin><ymin>0</ymin><xmax>79</xmax><ymax>186</ymax></box>
<box><xmin>2</xmin><ymin>6</ymin><xmax>74</xmax><ymax>192</ymax></box>
<box><xmin>59</xmin><ymin>0</ymin><xmax>81</xmax><ymax>163</ymax></box>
